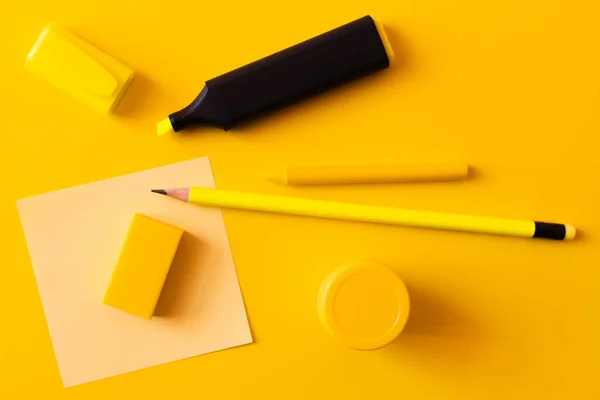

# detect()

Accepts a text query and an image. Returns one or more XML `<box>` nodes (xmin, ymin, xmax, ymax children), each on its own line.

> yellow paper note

<box><xmin>17</xmin><ymin>157</ymin><xmax>252</xmax><ymax>387</ymax></box>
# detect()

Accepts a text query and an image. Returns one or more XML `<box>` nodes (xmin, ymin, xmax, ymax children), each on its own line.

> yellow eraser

<box><xmin>25</xmin><ymin>23</ymin><xmax>134</xmax><ymax>115</ymax></box>
<box><xmin>103</xmin><ymin>214</ymin><xmax>183</xmax><ymax>319</ymax></box>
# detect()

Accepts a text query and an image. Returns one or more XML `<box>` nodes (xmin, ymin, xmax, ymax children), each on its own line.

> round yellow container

<box><xmin>317</xmin><ymin>261</ymin><xmax>410</xmax><ymax>350</ymax></box>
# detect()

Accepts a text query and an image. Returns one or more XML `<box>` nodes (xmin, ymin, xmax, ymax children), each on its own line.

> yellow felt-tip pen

<box><xmin>151</xmin><ymin>187</ymin><xmax>576</xmax><ymax>241</ymax></box>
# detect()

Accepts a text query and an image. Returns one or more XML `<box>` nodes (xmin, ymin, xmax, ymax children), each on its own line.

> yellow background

<box><xmin>1</xmin><ymin>0</ymin><xmax>598</xmax><ymax>398</ymax></box>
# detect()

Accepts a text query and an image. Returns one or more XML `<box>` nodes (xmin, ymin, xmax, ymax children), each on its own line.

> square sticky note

<box><xmin>16</xmin><ymin>157</ymin><xmax>252</xmax><ymax>387</ymax></box>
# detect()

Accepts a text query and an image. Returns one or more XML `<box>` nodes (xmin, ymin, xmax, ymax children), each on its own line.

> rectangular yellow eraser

<box><xmin>103</xmin><ymin>214</ymin><xmax>183</xmax><ymax>319</ymax></box>
<box><xmin>25</xmin><ymin>23</ymin><xmax>134</xmax><ymax>115</ymax></box>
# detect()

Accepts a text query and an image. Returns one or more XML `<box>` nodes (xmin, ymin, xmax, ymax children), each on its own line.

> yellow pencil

<box><xmin>151</xmin><ymin>187</ymin><xmax>576</xmax><ymax>241</ymax></box>
<box><xmin>270</xmin><ymin>163</ymin><xmax>469</xmax><ymax>186</ymax></box>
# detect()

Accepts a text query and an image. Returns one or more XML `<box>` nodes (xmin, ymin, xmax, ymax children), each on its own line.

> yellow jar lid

<box><xmin>317</xmin><ymin>261</ymin><xmax>410</xmax><ymax>350</ymax></box>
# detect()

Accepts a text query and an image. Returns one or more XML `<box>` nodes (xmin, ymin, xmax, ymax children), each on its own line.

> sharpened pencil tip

<box><xmin>151</xmin><ymin>189</ymin><xmax>167</xmax><ymax>195</ymax></box>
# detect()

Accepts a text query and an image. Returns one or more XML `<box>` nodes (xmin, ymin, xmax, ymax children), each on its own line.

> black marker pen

<box><xmin>157</xmin><ymin>15</ymin><xmax>394</xmax><ymax>135</ymax></box>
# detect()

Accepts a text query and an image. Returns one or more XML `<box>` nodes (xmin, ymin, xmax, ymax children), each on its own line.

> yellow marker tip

<box><xmin>565</xmin><ymin>225</ymin><xmax>576</xmax><ymax>240</ymax></box>
<box><xmin>157</xmin><ymin>118</ymin><xmax>174</xmax><ymax>136</ymax></box>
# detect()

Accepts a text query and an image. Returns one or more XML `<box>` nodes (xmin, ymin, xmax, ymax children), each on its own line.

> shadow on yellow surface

<box><xmin>385</xmin><ymin>283</ymin><xmax>485</xmax><ymax>366</ymax></box>
<box><xmin>113</xmin><ymin>73</ymin><xmax>154</xmax><ymax>119</ymax></box>
<box><xmin>154</xmin><ymin>232</ymin><xmax>207</xmax><ymax>317</ymax></box>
